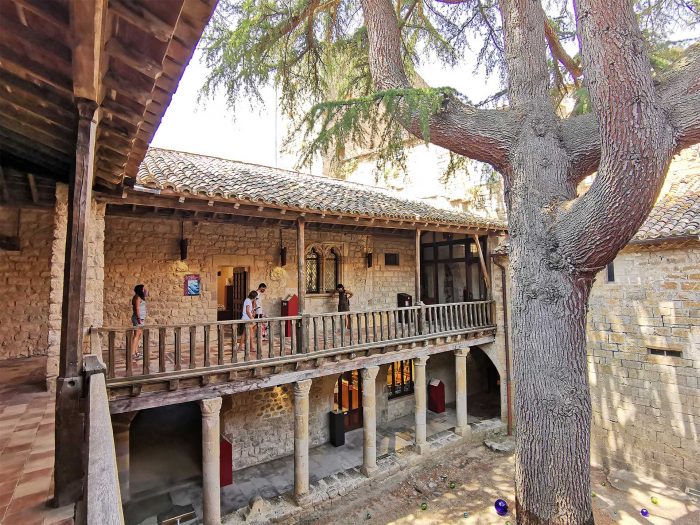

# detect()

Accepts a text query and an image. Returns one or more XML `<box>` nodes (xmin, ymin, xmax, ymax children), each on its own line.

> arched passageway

<box><xmin>467</xmin><ymin>347</ymin><xmax>501</xmax><ymax>419</ymax></box>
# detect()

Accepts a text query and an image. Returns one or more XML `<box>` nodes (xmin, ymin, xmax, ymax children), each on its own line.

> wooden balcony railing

<box><xmin>93</xmin><ymin>301</ymin><xmax>494</xmax><ymax>382</ymax></box>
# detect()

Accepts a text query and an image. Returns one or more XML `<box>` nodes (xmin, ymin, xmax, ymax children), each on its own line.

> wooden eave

<box><xmin>96</xmin><ymin>188</ymin><xmax>502</xmax><ymax>237</ymax></box>
<box><xmin>0</xmin><ymin>0</ymin><xmax>217</xmax><ymax>186</ymax></box>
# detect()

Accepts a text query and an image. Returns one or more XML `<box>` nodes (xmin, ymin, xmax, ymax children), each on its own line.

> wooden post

<box><xmin>54</xmin><ymin>98</ymin><xmax>98</xmax><ymax>506</ymax></box>
<box><xmin>297</xmin><ymin>218</ymin><xmax>305</xmax><ymax>313</ymax></box>
<box><xmin>471</xmin><ymin>234</ymin><xmax>491</xmax><ymax>294</ymax></box>
<box><xmin>415</xmin><ymin>229</ymin><xmax>421</xmax><ymax>302</ymax></box>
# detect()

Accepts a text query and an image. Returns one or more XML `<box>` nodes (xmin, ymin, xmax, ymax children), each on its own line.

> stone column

<box><xmin>414</xmin><ymin>356</ymin><xmax>429</xmax><ymax>454</ymax></box>
<box><xmin>454</xmin><ymin>348</ymin><xmax>471</xmax><ymax>436</ymax></box>
<box><xmin>47</xmin><ymin>184</ymin><xmax>68</xmax><ymax>393</ymax></box>
<box><xmin>200</xmin><ymin>397</ymin><xmax>223</xmax><ymax>525</ymax></box>
<box><xmin>360</xmin><ymin>366</ymin><xmax>380</xmax><ymax>477</ymax></box>
<box><xmin>111</xmin><ymin>411</ymin><xmax>138</xmax><ymax>502</ymax></box>
<box><xmin>294</xmin><ymin>379</ymin><xmax>313</xmax><ymax>504</ymax></box>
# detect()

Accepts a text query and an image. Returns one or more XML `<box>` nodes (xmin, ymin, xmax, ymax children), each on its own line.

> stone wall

<box><xmin>493</xmin><ymin>242</ymin><xmax>700</xmax><ymax>489</ymax></box>
<box><xmin>47</xmin><ymin>184</ymin><xmax>68</xmax><ymax>387</ymax></box>
<box><xmin>220</xmin><ymin>372</ymin><xmax>395</xmax><ymax>470</ymax></box>
<box><xmin>587</xmin><ymin>243</ymin><xmax>700</xmax><ymax>488</ymax></box>
<box><xmin>102</xmin><ymin>217</ymin><xmax>415</xmax><ymax>328</ymax></box>
<box><xmin>0</xmin><ymin>206</ymin><xmax>54</xmax><ymax>360</ymax></box>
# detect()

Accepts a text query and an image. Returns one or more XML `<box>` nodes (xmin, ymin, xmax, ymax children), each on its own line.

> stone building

<box><xmin>1</xmin><ymin>145</ymin><xmax>508</xmax><ymax>522</ymax></box>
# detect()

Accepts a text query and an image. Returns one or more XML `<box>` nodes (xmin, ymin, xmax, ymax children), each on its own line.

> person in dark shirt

<box><xmin>333</xmin><ymin>284</ymin><xmax>353</xmax><ymax>329</ymax></box>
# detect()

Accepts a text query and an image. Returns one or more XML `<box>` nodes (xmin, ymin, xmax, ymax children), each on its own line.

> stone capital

<box><xmin>111</xmin><ymin>411</ymin><xmax>138</xmax><ymax>432</ymax></box>
<box><xmin>294</xmin><ymin>379</ymin><xmax>313</xmax><ymax>397</ymax></box>
<box><xmin>414</xmin><ymin>355</ymin><xmax>429</xmax><ymax>367</ymax></box>
<box><xmin>360</xmin><ymin>365</ymin><xmax>380</xmax><ymax>382</ymax></box>
<box><xmin>199</xmin><ymin>397</ymin><xmax>222</xmax><ymax>416</ymax></box>
<box><xmin>454</xmin><ymin>348</ymin><xmax>471</xmax><ymax>358</ymax></box>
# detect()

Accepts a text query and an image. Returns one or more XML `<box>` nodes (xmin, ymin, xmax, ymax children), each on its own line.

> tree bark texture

<box><xmin>359</xmin><ymin>0</ymin><xmax>699</xmax><ymax>524</ymax></box>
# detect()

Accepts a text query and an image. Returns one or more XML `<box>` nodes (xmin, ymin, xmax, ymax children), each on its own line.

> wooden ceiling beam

<box><xmin>0</xmin><ymin>71</ymin><xmax>73</xmax><ymax>109</ymax></box>
<box><xmin>0</xmin><ymin>17</ymin><xmax>72</xmax><ymax>73</ymax></box>
<box><xmin>0</xmin><ymin>95</ymin><xmax>73</xmax><ymax>132</ymax></box>
<box><xmin>0</xmin><ymin>102</ymin><xmax>73</xmax><ymax>140</ymax></box>
<box><xmin>105</xmin><ymin>37</ymin><xmax>163</xmax><ymax>80</ymax></box>
<box><xmin>104</xmin><ymin>72</ymin><xmax>152</xmax><ymax>107</ymax></box>
<box><xmin>0</xmin><ymin>44</ymin><xmax>73</xmax><ymax>96</ymax></box>
<box><xmin>9</xmin><ymin>0</ymin><xmax>71</xmax><ymax>42</ymax></box>
<box><xmin>109</xmin><ymin>0</ymin><xmax>176</xmax><ymax>43</ymax></box>
<box><xmin>70</xmin><ymin>0</ymin><xmax>108</xmax><ymax>101</ymax></box>
<box><xmin>0</xmin><ymin>115</ymin><xmax>72</xmax><ymax>153</ymax></box>
<box><xmin>0</xmin><ymin>128</ymin><xmax>71</xmax><ymax>165</ymax></box>
<box><xmin>27</xmin><ymin>173</ymin><xmax>39</xmax><ymax>203</ymax></box>
<box><xmin>101</xmin><ymin>99</ymin><xmax>144</xmax><ymax>128</ymax></box>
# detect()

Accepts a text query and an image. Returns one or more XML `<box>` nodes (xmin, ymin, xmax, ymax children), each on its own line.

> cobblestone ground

<box><xmin>299</xmin><ymin>443</ymin><xmax>699</xmax><ymax>525</ymax></box>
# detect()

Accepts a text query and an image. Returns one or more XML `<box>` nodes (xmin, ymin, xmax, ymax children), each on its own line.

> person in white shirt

<box><xmin>239</xmin><ymin>290</ymin><xmax>258</xmax><ymax>349</ymax></box>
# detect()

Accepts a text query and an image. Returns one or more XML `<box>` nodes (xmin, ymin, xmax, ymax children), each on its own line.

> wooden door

<box><xmin>231</xmin><ymin>269</ymin><xmax>247</xmax><ymax>320</ymax></box>
<box><xmin>336</xmin><ymin>370</ymin><xmax>363</xmax><ymax>432</ymax></box>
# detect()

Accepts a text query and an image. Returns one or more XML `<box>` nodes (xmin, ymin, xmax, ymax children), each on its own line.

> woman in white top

<box><xmin>239</xmin><ymin>290</ymin><xmax>258</xmax><ymax>349</ymax></box>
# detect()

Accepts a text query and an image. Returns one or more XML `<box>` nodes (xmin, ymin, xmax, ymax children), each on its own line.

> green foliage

<box><xmin>199</xmin><ymin>0</ymin><xmax>699</xmax><ymax>181</ymax></box>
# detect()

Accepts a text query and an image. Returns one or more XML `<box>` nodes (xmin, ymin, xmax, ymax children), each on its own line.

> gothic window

<box><xmin>324</xmin><ymin>248</ymin><xmax>340</xmax><ymax>292</ymax></box>
<box><xmin>305</xmin><ymin>248</ymin><xmax>320</xmax><ymax>293</ymax></box>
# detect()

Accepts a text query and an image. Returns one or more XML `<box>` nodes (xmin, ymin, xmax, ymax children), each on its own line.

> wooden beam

<box><xmin>109</xmin><ymin>0</ymin><xmax>175</xmax><ymax>42</ymax></box>
<box><xmin>102</xmin><ymin>98</ymin><xmax>145</xmax><ymax>127</ymax></box>
<box><xmin>471</xmin><ymin>234</ymin><xmax>491</xmax><ymax>290</ymax></box>
<box><xmin>0</xmin><ymin>88</ymin><xmax>74</xmax><ymax>131</ymax></box>
<box><xmin>297</xmin><ymin>218</ymin><xmax>305</xmax><ymax>314</ymax></box>
<box><xmin>0</xmin><ymin>16</ymin><xmax>72</xmax><ymax>71</ymax></box>
<box><xmin>0</xmin><ymin>115</ymin><xmax>72</xmax><ymax>154</ymax></box>
<box><xmin>0</xmin><ymin>98</ymin><xmax>73</xmax><ymax>134</ymax></box>
<box><xmin>70</xmin><ymin>0</ymin><xmax>109</xmax><ymax>101</ymax></box>
<box><xmin>0</xmin><ymin>44</ymin><xmax>73</xmax><ymax>96</ymax></box>
<box><xmin>415</xmin><ymin>229</ymin><xmax>421</xmax><ymax>302</ymax></box>
<box><xmin>54</xmin><ymin>98</ymin><xmax>99</xmax><ymax>506</ymax></box>
<box><xmin>27</xmin><ymin>173</ymin><xmax>38</xmax><ymax>203</ymax></box>
<box><xmin>104</xmin><ymin>72</ymin><xmax>152</xmax><ymax>107</ymax></box>
<box><xmin>0</xmin><ymin>166</ymin><xmax>10</xmax><ymax>202</ymax></box>
<box><xmin>9</xmin><ymin>0</ymin><xmax>71</xmax><ymax>41</ymax></box>
<box><xmin>0</xmin><ymin>128</ymin><xmax>72</xmax><ymax>166</ymax></box>
<box><xmin>0</xmin><ymin>71</ymin><xmax>73</xmax><ymax>109</ymax></box>
<box><xmin>105</xmin><ymin>37</ymin><xmax>163</xmax><ymax>80</ymax></box>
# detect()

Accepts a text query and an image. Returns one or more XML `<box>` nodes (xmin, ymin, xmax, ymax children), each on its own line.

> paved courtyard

<box><xmin>0</xmin><ymin>358</ymin><xmax>74</xmax><ymax>525</ymax></box>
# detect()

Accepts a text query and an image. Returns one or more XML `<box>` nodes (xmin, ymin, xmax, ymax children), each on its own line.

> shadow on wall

<box><xmin>129</xmin><ymin>402</ymin><xmax>202</xmax><ymax>497</ymax></box>
<box><xmin>468</xmin><ymin>347</ymin><xmax>501</xmax><ymax>419</ymax></box>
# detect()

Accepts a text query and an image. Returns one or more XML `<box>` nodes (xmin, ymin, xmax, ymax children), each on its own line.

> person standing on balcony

<box><xmin>239</xmin><ymin>290</ymin><xmax>258</xmax><ymax>349</ymax></box>
<box><xmin>130</xmin><ymin>284</ymin><xmax>148</xmax><ymax>360</ymax></box>
<box><xmin>255</xmin><ymin>283</ymin><xmax>268</xmax><ymax>340</ymax></box>
<box><xmin>333</xmin><ymin>284</ymin><xmax>353</xmax><ymax>329</ymax></box>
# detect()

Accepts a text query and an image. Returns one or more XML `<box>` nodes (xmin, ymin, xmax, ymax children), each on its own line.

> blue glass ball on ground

<box><xmin>641</xmin><ymin>508</ymin><xmax>650</xmax><ymax>517</ymax></box>
<box><xmin>495</xmin><ymin>499</ymin><xmax>509</xmax><ymax>516</ymax></box>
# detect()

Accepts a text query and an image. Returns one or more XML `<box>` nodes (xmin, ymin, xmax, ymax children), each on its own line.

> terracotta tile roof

<box><xmin>634</xmin><ymin>149</ymin><xmax>700</xmax><ymax>241</ymax></box>
<box><xmin>136</xmin><ymin>148</ymin><xmax>506</xmax><ymax>230</ymax></box>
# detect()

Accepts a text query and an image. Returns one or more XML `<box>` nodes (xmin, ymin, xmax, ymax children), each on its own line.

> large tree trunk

<box><xmin>509</xmin><ymin>224</ymin><xmax>595</xmax><ymax>524</ymax></box>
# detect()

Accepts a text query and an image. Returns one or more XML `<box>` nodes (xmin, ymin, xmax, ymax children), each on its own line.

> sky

<box><xmin>151</xmin><ymin>48</ymin><xmax>499</xmax><ymax>176</ymax></box>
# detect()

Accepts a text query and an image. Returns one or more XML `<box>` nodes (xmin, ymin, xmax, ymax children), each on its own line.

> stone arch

<box><xmin>466</xmin><ymin>346</ymin><xmax>502</xmax><ymax>420</ymax></box>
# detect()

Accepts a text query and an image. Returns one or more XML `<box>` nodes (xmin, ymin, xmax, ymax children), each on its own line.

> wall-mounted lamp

<box><xmin>366</xmin><ymin>252</ymin><xmax>373</xmax><ymax>268</ymax></box>
<box><xmin>179</xmin><ymin>221</ymin><xmax>188</xmax><ymax>260</ymax></box>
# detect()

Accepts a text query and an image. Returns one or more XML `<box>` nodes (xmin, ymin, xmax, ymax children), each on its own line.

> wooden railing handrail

<box><xmin>93</xmin><ymin>300</ymin><xmax>495</xmax><ymax>382</ymax></box>
<box><xmin>98</xmin><ymin>314</ymin><xmax>302</xmax><ymax>332</ymax></box>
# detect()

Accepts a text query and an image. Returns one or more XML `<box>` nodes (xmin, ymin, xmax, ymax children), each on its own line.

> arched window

<box><xmin>324</xmin><ymin>248</ymin><xmax>340</xmax><ymax>292</ymax></box>
<box><xmin>305</xmin><ymin>248</ymin><xmax>320</xmax><ymax>293</ymax></box>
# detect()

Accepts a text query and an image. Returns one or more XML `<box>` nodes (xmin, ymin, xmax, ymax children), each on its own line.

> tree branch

<box><xmin>564</xmin><ymin>42</ymin><xmax>700</xmax><ymax>182</ymax></box>
<box><xmin>554</xmin><ymin>0</ymin><xmax>677</xmax><ymax>271</ymax></box>
<box><xmin>359</xmin><ymin>0</ymin><xmax>516</xmax><ymax>172</ymax></box>
<box><xmin>544</xmin><ymin>18</ymin><xmax>582</xmax><ymax>80</ymax></box>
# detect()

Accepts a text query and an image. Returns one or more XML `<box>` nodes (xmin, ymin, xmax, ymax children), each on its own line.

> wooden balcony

<box><xmin>94</xmin><ymin>301</ymin><xmax>496</xmax><ymax>412</ymax></box>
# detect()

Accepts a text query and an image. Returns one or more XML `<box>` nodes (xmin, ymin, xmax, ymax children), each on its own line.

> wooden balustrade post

<box><xmin>418</xmin><ymin>303</ymin><xmax>426</xmax><ymax>335</ymax></box>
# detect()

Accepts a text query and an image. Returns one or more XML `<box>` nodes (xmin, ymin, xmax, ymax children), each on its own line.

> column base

<box><xmin>454</xmin><ymin>426</ymin><xmax>471</xmax><ymax>437</ymax></box>
<box><xmin>294</xmin><ymin>492</ymin><xmax>313</xmax><ymax>507</ymax></box>
<box><xmin>415</xmin><ymin>442</ymin><xmax>430</xmax><ymax>455</ymax></box>
<box><xmin>360</xmin><ymin>465</ymin><xmax>378</xmax><ymax>477</ymax></box>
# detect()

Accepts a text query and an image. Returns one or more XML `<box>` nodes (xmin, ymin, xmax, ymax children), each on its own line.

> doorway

<box><xmin>466</xmin><ymin>347</ymin><xmax>501</xmax><ymax>419</ymax></box>
<box><xmin>334</xmin><ymin>370</ymin><xmax>363</xmax><ymax>431</ymax></box>
<box><xmin>217</xmin><ymin>266</ymin><xmax>247</xmax><ymax>321</ymax></box>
